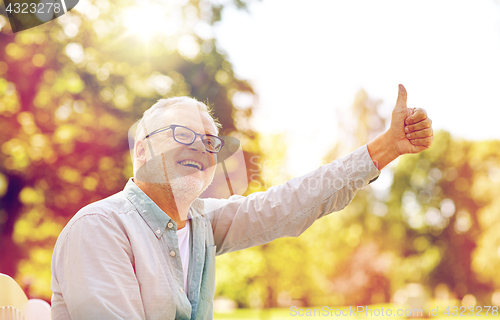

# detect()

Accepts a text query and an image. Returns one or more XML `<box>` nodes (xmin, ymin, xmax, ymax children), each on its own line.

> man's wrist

<box><xmin>367</xmin><ymin>132</ymin><xmax>400</xmax><ymax>171</ymax></box>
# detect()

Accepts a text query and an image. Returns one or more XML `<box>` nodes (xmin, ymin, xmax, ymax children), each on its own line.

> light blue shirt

<box><xmin>50</xmin><ymin>145</ymin><xmax>380</xmax><ymax>319</ymax></box>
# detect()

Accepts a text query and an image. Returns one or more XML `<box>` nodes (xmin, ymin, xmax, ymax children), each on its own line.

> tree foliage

<box><xmin>215</xmin><ymin>88</ymin><xmax>500</xmax><ymax>308</ymax></box>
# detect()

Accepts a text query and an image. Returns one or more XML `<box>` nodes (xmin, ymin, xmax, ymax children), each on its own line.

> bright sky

<box><xmin>214</xmin><ymin>0</ymin><xmax>500</xmax><ymax>177</ymax></box>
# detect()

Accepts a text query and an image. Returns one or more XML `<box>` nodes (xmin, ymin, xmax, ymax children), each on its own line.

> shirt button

<box><xmin>167</xmin><ymin>222</ymin><xmax>173</xmax><ymax>229</ymax></box>
<box><xmin>155</xmin><ymin>229</ymin><xmax>161</xmax><ymax>235</ymax></box>
<box><xmin>179</xmin><ymin>287</ymin><xmax>184</xmax><ymax>293</ymax></box>
<box><xmin>170</xmin><ymin>250</ymin><xmax>176</xmax><ymax>257</ymax></box>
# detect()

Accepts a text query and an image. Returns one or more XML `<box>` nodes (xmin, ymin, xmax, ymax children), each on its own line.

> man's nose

<box><xmin>188</xmin><ymin>135</ymin><xmax>206</xmax><ymax>153</ymax></box>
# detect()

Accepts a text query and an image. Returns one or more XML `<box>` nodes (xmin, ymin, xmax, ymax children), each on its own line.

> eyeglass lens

<box><xmin>173</xmin><ymin>126</ymin><xmax>222</xmax><ymax>152</ymax></box>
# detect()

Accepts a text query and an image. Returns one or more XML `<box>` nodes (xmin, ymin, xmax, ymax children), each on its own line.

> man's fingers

<box><xmin>396</xmin><ymin>84</ymin><xmax>407</xmax><ymax>109</ymax></box>
<box><xmin>409</xmin><ymin>136</ymin><xmax>434</xmax><ymax>147</ymax></box>
<box><xmin>405</xmin><ymin>108</ymin><xmax>428</xmax><ymax>125</ymax></box>
<box><xmin>406</xmin><ymin>128</ymin><xmax>433</xmax><ymax>140</ymax></box>
<box><xmin>405</xmin><ymin>118</ymin><xmax>432</xmax><ymax>133</ymax></box>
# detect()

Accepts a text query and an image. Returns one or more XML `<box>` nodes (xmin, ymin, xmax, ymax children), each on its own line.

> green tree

<box><xmin>387</xmin><ymin>132</ymin><xmax>497</xmax><ymax>300</ymax></box>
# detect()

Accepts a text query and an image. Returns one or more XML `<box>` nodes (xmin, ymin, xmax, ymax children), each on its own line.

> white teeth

<box><xmin>178</xmin><ymin>160</ymin><xmax>203</xmax><ymax>170</ymax></box>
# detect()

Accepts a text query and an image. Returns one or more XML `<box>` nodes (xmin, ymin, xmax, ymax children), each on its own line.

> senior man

<box><xmin>51</xmin><ymin>84</ymin><xmax>433</xmax><ymax>319</ymax></box>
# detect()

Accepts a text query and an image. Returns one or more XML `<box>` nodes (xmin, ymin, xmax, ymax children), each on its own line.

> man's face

<box><xmin>136</xmin><ymin>103</ymin><xmax>218</xmax><ymax>203</ymax></box>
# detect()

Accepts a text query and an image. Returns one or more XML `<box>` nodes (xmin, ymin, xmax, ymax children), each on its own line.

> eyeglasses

<box><xmin>143</xmin><ymin>124</ymin><xmax>225</xmax><ymax>153</ymax></box>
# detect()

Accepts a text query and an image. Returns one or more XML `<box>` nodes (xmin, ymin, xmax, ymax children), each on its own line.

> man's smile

<box><xmin>177</xmin><ymin>159</ymin><xmax>204</xmax><ymax>171</ymax></box>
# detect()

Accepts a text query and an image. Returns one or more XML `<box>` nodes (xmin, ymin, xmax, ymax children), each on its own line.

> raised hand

<box><xmin>367</xmin><ymin>84</ymin><xmax>434</xmax><ymax>170</ymax></box>
<box><xmin>389</xmin><ymin>84</ymin><xmax>434</xmax><ymax>155</ymax></box>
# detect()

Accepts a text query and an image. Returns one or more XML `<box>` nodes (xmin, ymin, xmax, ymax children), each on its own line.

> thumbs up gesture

<box><xmin>389</xmin><ymin>84</ymin><xmax>434</xmax><ymax>155</ymax></box>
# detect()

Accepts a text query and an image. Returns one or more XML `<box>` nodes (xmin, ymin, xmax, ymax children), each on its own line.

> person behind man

<box><xmin>50</xmin><ymin>84</ymin><xmax>433</xmax><ymax>319</ymax></box>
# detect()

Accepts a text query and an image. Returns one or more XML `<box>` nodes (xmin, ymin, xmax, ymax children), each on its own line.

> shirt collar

<box><xmin>124</xmin><ymin>178</ymin><xmax>205</xmax><ymax>238</ymax></box>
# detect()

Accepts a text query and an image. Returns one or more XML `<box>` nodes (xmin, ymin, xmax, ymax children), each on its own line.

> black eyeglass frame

<box><xmin>143</xmin><ymin>124</ymin><xmax>225</xmax><ymax>153</ymax></box>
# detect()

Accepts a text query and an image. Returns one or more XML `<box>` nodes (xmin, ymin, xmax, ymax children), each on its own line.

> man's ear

<box><xmin>135</xmin><ymin>140</ymin><xmax>147</xmax><ymax>165</ymax></box>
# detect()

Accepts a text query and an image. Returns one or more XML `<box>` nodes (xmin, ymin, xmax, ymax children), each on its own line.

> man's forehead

<box><xmin>162</xmin><ymin>104</ymin><xmax>217</xmax><ymax>134</ymax></box>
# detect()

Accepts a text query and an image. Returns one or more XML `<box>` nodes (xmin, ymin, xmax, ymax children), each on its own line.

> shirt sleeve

<box><xmin>203</xmin><ymin>144</ymin><xmax>381</xmax><ymax>255</ymax></box>
<box><xmin>51</xmin><ymin>213</ymin><xmax>146</xmax><ymax>320</ymax></box>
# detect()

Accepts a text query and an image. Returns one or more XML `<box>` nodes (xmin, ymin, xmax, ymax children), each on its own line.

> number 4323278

<box><xmin>5</xmin><ymin>2</ymin><xmax>62</xmax><ymax>14</ymax></box>
<box><xmin>444</xmin><ymin>306</ymin><xmax>498</xmax><ymax>316</ymax></box>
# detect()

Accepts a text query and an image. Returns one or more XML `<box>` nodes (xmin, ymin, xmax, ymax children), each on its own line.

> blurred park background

<box><xmin>1</xmin><ymin>0</ymin><xmax>500</xmax><ymax>318</ymax></box>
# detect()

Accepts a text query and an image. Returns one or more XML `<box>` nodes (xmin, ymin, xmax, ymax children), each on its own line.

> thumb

<box><xmin>396</xmin><ymin>84</ymin><xmax>407</xmax><ymax>109</ymax></box>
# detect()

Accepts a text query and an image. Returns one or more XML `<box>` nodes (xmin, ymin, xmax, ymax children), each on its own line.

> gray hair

<box><xmin>132</xmin><ymin>97</ymin><xmax>221</xmax><ymax>175</ymax></box>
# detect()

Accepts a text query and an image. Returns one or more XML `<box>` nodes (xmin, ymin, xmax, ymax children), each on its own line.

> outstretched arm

<box><xmin>205</xmin><ymin>84</ymin><xmax>434</xmax><ymax>255</ymax></box>
<box><xmin>205</xmin><ymin>145</ymin><xmax>380</xmax><ymax>255</ymax></box>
